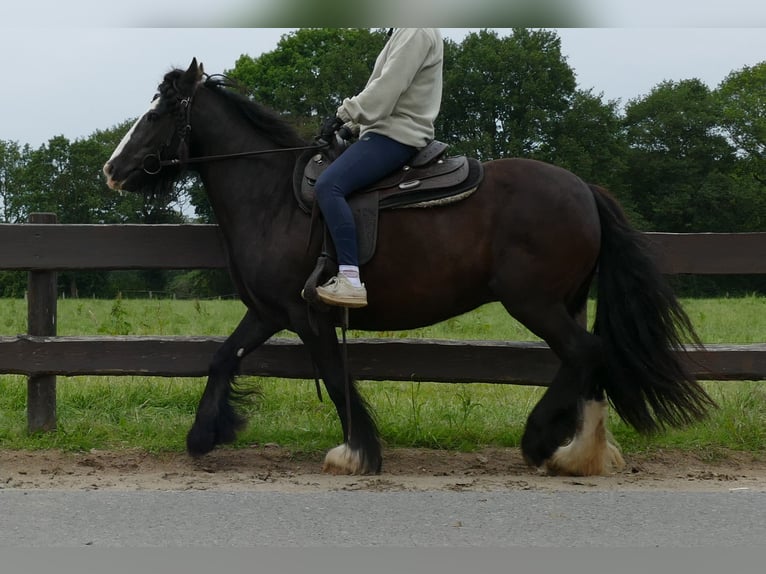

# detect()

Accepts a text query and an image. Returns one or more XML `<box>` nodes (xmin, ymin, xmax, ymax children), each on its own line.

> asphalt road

<box><xmin>1</xmin><ymin>489</ymin><xmax>764</xmax><ymax>547</ymax></box>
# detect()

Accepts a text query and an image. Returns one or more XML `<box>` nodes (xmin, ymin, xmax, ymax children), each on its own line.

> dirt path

<box><xmin>3</xmin><ymin>447</ymin><xmax>766</xmax><ymax>492</ymax></box>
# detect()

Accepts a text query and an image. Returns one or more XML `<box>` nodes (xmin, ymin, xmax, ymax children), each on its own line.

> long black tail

<box><xmin>589</xmin><ymin>184</ymin><xmax>715</xmax><ymax>433</ymax></box>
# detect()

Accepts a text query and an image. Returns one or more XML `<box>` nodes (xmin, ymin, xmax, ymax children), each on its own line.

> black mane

<box><xmin>141</xmin><ymin>69</ymin><xmax>308</xmax><ymax>199</ymax></box>
<box><xmin>202</xmin><ymin>75</ymin><xmax>307</xmax><ymax>148</ymax></box>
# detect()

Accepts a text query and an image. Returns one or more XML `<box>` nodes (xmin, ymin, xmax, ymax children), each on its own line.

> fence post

<box><xmin>27</xmin><ymin>212</ymin><xmax>58</xmax><ymax>433</ymax></box>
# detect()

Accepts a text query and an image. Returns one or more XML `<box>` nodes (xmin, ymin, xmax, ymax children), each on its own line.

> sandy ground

<box><xmin>2</xmin><ymin>446</ymin><xmax>766</xmax><ymax>492</ymax></box>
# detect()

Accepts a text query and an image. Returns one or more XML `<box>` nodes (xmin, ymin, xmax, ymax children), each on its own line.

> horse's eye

<box><xmin>147</xmin><ymin>111</ymin><xmax>159</xmax><ymax>123</ymax></box>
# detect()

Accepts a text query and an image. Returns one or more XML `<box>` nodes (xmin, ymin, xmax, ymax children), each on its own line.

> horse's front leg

<box><xmin>296</xmin><ymin>317</ymin><xmax>382</xmax><ymax>475</ymax></box>
<box><xmin>186</xmin><ymin>310</ymin><xmax>280</xmax><ymax>456</ymax></box>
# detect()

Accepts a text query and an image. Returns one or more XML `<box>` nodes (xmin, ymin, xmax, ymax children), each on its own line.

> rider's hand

<box><xmin>319</xmin><ymin>116</ymin><xmax>343</xmax><ymax>142</ymax></box>
<box><xmin>338</xmin><ymin>121</ymin><xmax>360</xmax><ymax>141</ymax></box>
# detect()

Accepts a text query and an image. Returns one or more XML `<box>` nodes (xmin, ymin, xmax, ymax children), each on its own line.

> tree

<box><xmin>622</xmin><ymin>79</ymin><xmax>738</xmax><ymax>231</ymax></box>
<box><xmin>438</xmin><ymin>28</ymin><xmax>576</xmax><ymax>161</ymax></box>
<box><xmin>0</xmin><ymin>140</ymin><xmax>27</xmax><ymax>222</ymax></box>
<box><xmin>717</xmin><ymin>62</ymin><xmax>766</xmax><ymax>168</ymax></box>
<box><xmin>541</xmin><ymin>89</ymin><xmax>628</xmax><ymax>185</ymax></box>
<box><xmin>0</xmin><ymin>141</ymin><xmax>27</xmax><ymax>294</ymax></box>
<box><xmin>716</xmin><ymin>62</ymin><xmax>766</xmax><ymax>231</ymax></box>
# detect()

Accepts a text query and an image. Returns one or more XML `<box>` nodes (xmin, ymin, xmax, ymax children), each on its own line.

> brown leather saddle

<box><xmin>295</xmin><ymin>138</ymin><xmax>484</xmax><ymax>305</ymax></box>
<box><xmin>294</xmin><ymin>140</ymin><xmax>484</xmax><ymax>259</ymax></box>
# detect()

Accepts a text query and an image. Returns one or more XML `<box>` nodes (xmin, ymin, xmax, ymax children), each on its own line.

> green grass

<box><xmin>0</xmin><ymin>296</ymin><xmax>764</xmax><ymax>455</ymax></box>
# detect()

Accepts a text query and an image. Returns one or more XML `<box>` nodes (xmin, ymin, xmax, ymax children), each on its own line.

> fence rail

<box><xmin>1</xmin><ymin>335</ymin><xmax>765</xmax><ymax>382</ymax></box>
<box><xmin>1</xmin><ymin>214</ymin><xmax>765</xmax><ymax>432</ymax></box>
<box><xmin>2</xmin><ymin>221</ymin><xmax>766</xmax><ymax>273</ymax></box>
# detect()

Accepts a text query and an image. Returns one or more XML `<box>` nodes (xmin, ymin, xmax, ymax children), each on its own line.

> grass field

<box><xmin>0</xmin><ymin>295</ymin><xmax>764</xmax><ymax>456</ymax></box>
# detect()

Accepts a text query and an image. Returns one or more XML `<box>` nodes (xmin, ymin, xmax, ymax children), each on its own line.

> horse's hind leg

<box><xmin>525</xmin><ymin>365</ymin><xmax>624</xmax><ymax>476</ymax></box>
<box><xmin>503</xmin><ymin>301</ymin><xmax>624</xmax><ymax>476</ymax></box>
<box><xmin>295</xmin><ymin>317</ymin><xmax>381</xmax><ymax>475</ymax></box>
<box><xmin>186</xmin><ymin>310</ymin><xmax>279</xmax><ymax>456</ymax></box>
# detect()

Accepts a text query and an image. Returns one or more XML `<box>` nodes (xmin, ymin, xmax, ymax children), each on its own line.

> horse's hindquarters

<box><xmin>352</xmin><ymin>158</ymin><xmax>601</xmax><ymax>331</ymax></box>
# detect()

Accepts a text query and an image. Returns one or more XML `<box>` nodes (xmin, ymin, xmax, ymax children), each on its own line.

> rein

<box><xmin>143</xmin><ymin>142</ymin><xmax>328</xmax><ymax>174</ymax></box>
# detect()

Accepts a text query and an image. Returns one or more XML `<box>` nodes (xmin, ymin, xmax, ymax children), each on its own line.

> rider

<box><xmin>314</xmin><ymin>28</ymin><xmax>444</xmax><ymax>308</ymax></box>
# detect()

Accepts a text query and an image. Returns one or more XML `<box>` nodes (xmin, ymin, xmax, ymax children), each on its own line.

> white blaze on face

<box><xmin>103</xmin><ymin>98</ymin><xmax>161</xmax><ymax>189</ymax></box>
<box><xmin>107</xmin><ymin>97</ymin><xmax>160</xmax><ymax>163</ymax></box>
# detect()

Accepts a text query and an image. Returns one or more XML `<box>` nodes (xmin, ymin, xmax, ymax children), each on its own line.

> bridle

<box><xmin>141</xmin><ymin>79</ymin><xmax>327</xmax><ymax>175</ymax></box>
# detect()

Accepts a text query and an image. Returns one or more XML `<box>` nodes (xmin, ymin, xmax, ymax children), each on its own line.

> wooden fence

<box><xmin>1</xmin><ymin>213</ymin><xmax>765</xmax><ymax>432</ymax></box>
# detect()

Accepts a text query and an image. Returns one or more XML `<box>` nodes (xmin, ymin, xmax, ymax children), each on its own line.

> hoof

<box><xmin>546</xmin><ymin>438</ymin><xmax>625</xmax><ymax>476</ymax></box>
<box><xmin>544</xmin><ymin>400</ymin><xmax>625</xmax><ymax>476</ymax></box>
<box><xmin>322</xmin><ymin>444</ymin><xmax>379</xmax><ymax>475</ymax></box>
<box><xmin>186</xmin><ymin>425</ymin><xmax>216</xmax><ymax>457</ymax></box>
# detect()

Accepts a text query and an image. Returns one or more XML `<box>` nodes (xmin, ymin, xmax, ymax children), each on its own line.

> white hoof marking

<box><xmin>322</xmin><ymin>444</ymin><xmax>365</xmax><ymax>475</ymax></box>
<box><xmin>547</xmin><ymin>400</ymin><xmax>626</xmax><ymax>476</ymax></box>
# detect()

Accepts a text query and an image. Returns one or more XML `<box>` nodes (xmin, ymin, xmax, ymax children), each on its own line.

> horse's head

<box><xmin>103</xmin><ymin>58</ymin><xmax>204</xmax><ymax>194</ymax></box>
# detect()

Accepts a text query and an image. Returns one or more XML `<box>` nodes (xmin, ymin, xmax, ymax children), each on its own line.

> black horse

<box><xmin>103</xmin><ymin>59</ymin><xmax>713</xmax><ymax>476</ymax></box>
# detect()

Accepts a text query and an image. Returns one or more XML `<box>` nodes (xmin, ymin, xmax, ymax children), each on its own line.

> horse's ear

<box><xmin>189</xmin><ymin>58</ymin><xmax>204</xmax><ymax>80</ymax></box>
<box><xmin>181</xmin><ymin>58</ymin><xmax>203</xmax><ymax>90</ymax></box>
<box><xmin>186</xmin><ymin>58</ymin><xmax>200</xmax><ymax>77</ymax></box>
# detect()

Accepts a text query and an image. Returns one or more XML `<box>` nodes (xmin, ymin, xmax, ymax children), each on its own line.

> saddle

<box><xmin>294</xmin><ymin>138</ymin><xmax>484</xmax><ymax>306</ymax></box>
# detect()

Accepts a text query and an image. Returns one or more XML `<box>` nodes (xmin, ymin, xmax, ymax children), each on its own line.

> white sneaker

<box><xmin>316</xmin><ymin>274</ymin><xmax>368</xmax><ymax>308</ymax></box>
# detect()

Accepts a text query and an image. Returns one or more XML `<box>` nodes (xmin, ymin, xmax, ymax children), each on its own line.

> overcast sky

<box><xmin>1</xmin><ymin>26</ymin><xmax>765</xmax><ymax>148</ymax></box>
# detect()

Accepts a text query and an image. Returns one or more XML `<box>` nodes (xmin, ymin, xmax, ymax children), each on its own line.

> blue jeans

<box><xmin>315</xmin><ymin>132</ymin><xmax>416</xmax><ymax>266</ymax></box>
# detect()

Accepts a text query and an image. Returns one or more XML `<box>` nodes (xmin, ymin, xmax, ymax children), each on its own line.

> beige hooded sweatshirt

<box><xmin>336</xmin><ymin>28</ymin><xmax>443</xmax><ymax>149</ymax></box>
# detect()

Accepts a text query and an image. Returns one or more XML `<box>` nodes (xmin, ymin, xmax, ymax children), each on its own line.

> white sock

<box><xmin>339</xmin><ymin>265</ymin><xmax>363</xmax><ymax>288</ymax></box>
